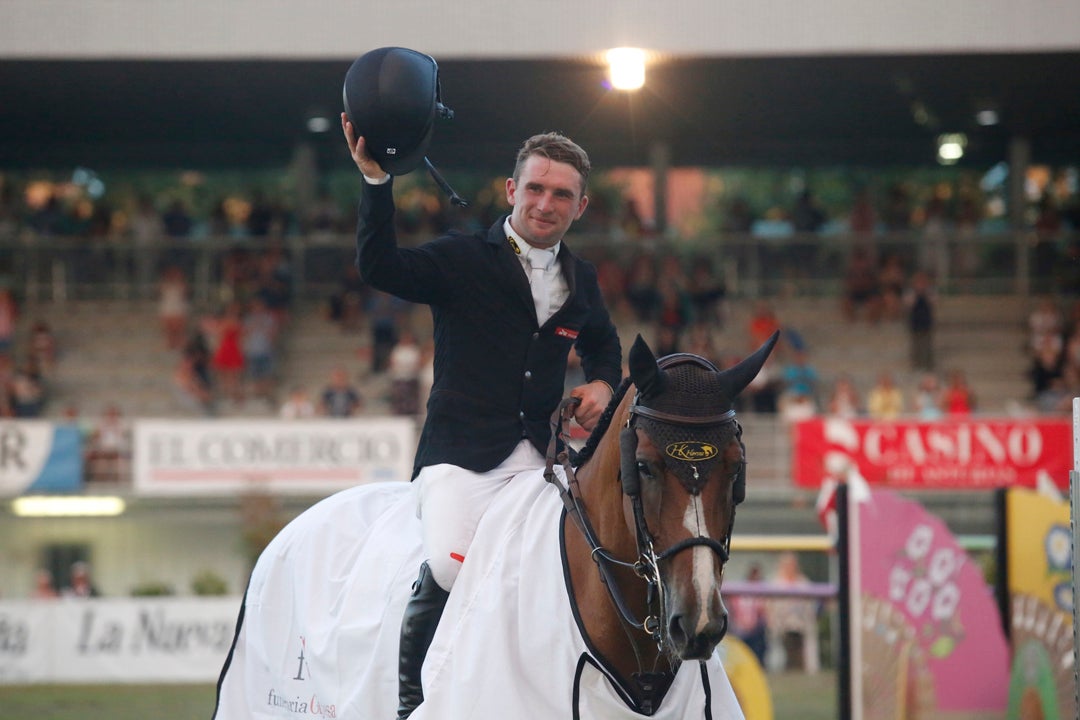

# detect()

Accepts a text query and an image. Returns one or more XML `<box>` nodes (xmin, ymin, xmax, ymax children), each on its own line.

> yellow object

<box><xmin>719</xmin><ymin>635</ymin><xmax>773</xmax><ymax>720</ymax></box>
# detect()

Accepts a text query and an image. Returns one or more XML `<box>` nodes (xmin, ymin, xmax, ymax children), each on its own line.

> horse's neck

<box><xmin>565</xmin><ymin>409</ymin><xmax>660</xmax><ymax>682</ymax></box>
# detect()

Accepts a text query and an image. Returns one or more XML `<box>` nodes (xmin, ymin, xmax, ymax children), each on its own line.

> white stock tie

<box><xmin>527</xmin><ymin>247</ymin><xmax>557</xmax><ymax>324</ymax></box>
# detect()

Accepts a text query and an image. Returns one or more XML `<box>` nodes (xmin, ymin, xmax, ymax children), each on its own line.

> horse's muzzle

<box><xmin>667</xmin><ymin>608</ymin><xmax>728</xmax><ymax>660</ymax></box>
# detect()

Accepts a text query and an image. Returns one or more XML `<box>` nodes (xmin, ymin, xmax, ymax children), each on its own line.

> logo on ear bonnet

<box><xmin>665</xmin><ymin>442</ymin><xmax>719</xmax><ymax>462</ymax></box>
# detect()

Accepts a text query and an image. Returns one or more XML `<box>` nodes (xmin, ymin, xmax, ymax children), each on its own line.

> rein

<box><xmin>543</xmin><ymin>397</ymin><xmax>657</xmax><ymax>638</ymax></box>
<box><xmin>543</xmin><ymin>393</ymin><xmax>740</xmax><ymax>650</ymax></box>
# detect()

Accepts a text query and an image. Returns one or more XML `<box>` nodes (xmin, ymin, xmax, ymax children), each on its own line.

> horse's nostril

<box><xmin>714</xmin><ymin>613</ymin><xmax>729</xmax><ymax>642</ymax></box>
<box><xmin>668</xmin><ymin>614</ymin><xmax>688</xmax><ymax>646</ymax></box>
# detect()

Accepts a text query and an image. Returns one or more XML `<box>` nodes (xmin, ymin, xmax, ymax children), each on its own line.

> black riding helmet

<box><xmin>343</xmin><ymin>47</ymin><xmax>450</xmax><ymax>176</ymax></box>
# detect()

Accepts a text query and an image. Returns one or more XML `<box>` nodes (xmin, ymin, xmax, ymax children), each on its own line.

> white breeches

<box><xmin>415</xmin><ymin>439</ymin><xmax>546</xmax><ymax>590</ymax></box>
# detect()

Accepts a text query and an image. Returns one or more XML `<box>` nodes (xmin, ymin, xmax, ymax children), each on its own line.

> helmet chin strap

<box><xmin>423</xmin><ymin>157</ymin><xmax>469</xmax><ymax>207</ymax></box>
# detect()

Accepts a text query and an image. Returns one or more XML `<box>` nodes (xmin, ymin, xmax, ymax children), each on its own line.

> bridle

<box><xmin>544</xmin><ymin>355</ymin><xmax>744</xmax><ymax>659</ymax></box>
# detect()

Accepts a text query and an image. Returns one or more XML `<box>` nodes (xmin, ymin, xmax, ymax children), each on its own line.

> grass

<box><xmin>0</xmin><ymin>683</ymin><xmax>218</xmax><ymax>720</ymax></box>
<box><xmin>0</xmin><ymin>671</ymin><xmax>836</xmax><ymax>719</ymax></box>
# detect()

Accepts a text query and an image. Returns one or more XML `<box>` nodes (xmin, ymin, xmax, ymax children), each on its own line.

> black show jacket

<box><xmin>355</xmin><ymin>179</ymin><xmax>623</xmax><ymax>478</ymax></box>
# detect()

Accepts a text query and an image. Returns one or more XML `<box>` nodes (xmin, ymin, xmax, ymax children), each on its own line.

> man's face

<box><xmin>506</xmin><ymin>155</ymin><xmax>588</xmax><ymax>249</ymax></box>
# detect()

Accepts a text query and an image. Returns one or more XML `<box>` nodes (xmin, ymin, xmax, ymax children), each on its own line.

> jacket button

<box><xmin>524</xmin><ymin>370</ymin><xmax>532</xmax><ymax>379</ymax></box>
<box><xmin>532</xmin><ymin>332</ymin><xmax>539</xmax><ymax>339</ymax></box>
<box><xmin>519</xmin><ymin>411</ymin><xmax>525</xmax><ymax>419</ymax></box>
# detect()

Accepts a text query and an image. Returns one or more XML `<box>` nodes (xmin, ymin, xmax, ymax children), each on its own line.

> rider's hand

<box><xmin>570</xmin><ymin>381</ymin><xmax>613</xmax><ymax>432</ymax></box>
<box><xmin>341</xmin><ymin>112</ymin><xmax>388</xmax><ymax>180</ymax></box>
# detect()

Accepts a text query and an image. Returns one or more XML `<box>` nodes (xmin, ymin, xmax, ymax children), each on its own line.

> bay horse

<box><xmin>213</xmin><ymin>332</ymin><xmax>777</xmax><ymax>719</ymax></box>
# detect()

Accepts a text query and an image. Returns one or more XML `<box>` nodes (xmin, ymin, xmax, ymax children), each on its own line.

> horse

<box><xmin>213</xmin><ymin>331</ymin><xmax>777</xmax><ymax>719</ymax></box>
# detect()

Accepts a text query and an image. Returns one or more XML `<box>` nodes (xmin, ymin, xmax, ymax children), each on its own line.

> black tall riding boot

<box><xmin>397</xmin><ymin>561</ymin><xmax>450</xmax><ymax>720</ymax></box>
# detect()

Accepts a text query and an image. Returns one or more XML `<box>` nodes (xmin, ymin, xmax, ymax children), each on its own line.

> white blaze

<box><xmin>683</xmin><ymin>496</ymin><xmax>715</xmax><ymax>633</ymax></box>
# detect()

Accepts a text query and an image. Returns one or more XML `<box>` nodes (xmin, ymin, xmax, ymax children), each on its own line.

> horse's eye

<box><xmin>636</xmin><ymin>460</ymin><xmax>654</xmax><ymax>479</ymax></box>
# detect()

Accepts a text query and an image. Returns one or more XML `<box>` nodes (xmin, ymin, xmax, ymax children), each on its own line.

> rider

<box><xmin>342</xmin><ymin>116</ymin><xmax>623</xmax><ymax>719</ymax></box>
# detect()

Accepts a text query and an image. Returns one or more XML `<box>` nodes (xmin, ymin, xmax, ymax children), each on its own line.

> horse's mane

<box><xmin>571</xmin><ymin>376</ymin><xmax>633</xmax><ymax>468</ymax></box>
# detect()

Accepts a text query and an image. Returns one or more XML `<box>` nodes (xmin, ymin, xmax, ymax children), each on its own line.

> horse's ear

<box><xmin>717</xmin><ymin>330</ymin><xmax>779</xmax><ymax>399</ymax></box>
<box><xmin>628</xmin><ymin>334</ymin><xmax>665</xmax><ymax>397</ymax></box>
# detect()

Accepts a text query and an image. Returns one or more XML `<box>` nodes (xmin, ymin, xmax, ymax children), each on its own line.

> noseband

<box><xmin>545</xmin><ymin>355</ymin><xmax>743</xmax><ymax>653</ymax></box>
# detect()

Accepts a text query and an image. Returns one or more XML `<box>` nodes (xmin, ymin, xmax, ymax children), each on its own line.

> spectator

<box><xmin>210</xmin><ymin>302</ymin><xmax>246</xmax><ymax>405</ymax></box>
<box><xmin>161</xmin><ymin>199</ymin><xmax>194</xmax><ymax>272</ymax></box>
<box><xmin>913</xmin><ymin>373</ymin><xmax>944</xmax><ymax>420</ymax></box>
<box><xmin>327</xmin><ymin>264</ymin><xmax>367</xmax><ymax>332</ymax></box>
<box><xmin>655</xmin><ymin>277</ymin><xmax>693</xmax><ymax>339</ymax></box>
<box><xmin>28</xmin><ymin>320</ymin><xmax>57</xmax><ymax>379</ymax></box>
<box><xmin>242</xmin><ymin>296</ymin><xmax>280</xmax><ymax>405</ymax></box>
<box><xmin>174</xmin><ymin>337</ymin><xmax>215</xmax><ymax>416</ymax></box>
<box><xmin>867</xmin><ymin>371</ymin><xmax>904</xmax><ymax>420</ymax></box>
<box><xmin>686</xmin><ymin>258</ymin><xmax>726</xmax><ymax>327</ymax></box>
<box><xmin>253</xmin><ymin>241</ymin><xmax>293</xmax><ymax>326</ymax></box>
<box><xmin>161</xmin><ymin>199</ymin><xmax>193</xmax><ymax>238</ymax></box>
<box><xmin>593</xmin><ymin>252</ymin><xmax>630</xmax><ymax>323</ymax></box>
<box><xmin>904</xmin><ymin>270</ymin><xmax>937</xmax><ymax>371</ymax></box>
<box><xmin>624</xmin><ymin>254</ymin><xmax>661</xmax><ymax>323</ymax></box>
<box><xmin>942</xmin><ymin>369</ymin><xmax>976</xmax><ymax>416</ymax></box>
<box><xmin>791</xmin><ymin>189</ymin><xmax>826</xmax><ymax>233</ymax></box>
<box><xmin>741</xmin><ymin>352</ymin><xmax>779</xmax><ymax>414</ymax></box>
<box><xmin>0</xmin><ymin>355</ymin><xmax>12</xmax><ymax>417</ymax></box>
<box><xmin>652</xmin><ymin>324</ymin><xmax>681</xmax><ymax>357</ymax></box>
<box><xmin>1061</xmin><ymin>327</ymin><xmax>1080</xmax><ymax>383</ymax></box>
<box><xmin>780</xmin><ymin>391</ymin><xmax>817</xmax><ymax>424</ymax></box>
<box><xmin>319</xmin><ymin>366</ymin><xmax>363</xmax><ymax>418</ymax></box>
<box><xmin>63</xmin><ymin>561</ymin><xmax>101</xmax><ymax>598</ymax></box>
<box><xmin>780</xmin><ymin>348</ymin><xmax>820</xmax><ymax>405</ymax></box>
<box><xmin>1035</xmin><ymin>376</ymin><xmax>1073</xmax><ymax>414</ymax></box>
<box><xmin>387</xmin><ymin>328</ymin><xmax>423</xmax><ymax>416</ymax></box>
<box><xmin>877</xmin><ymin>253</ymin><xmax>907</xmax><ymax>321</ymax></box>
<box><xmin>86</xmin><ymin>404</ymin><xmax>131</xmax><ymax>483</ymax></box>
<box><xmin>827</xmin><ymin>374</ymin><xmax>862</xmax><ymax>418</ymax></box>
<box><xmin>1029</xmin><ymin>333</ymin><xmax>1064</xmax><ymax>398</ymax></box>
<box><xmin>722</xmin><ymin>197</ymin><xmax>755</xmax><ymax>234</ymax></box>
<box><xmin>0</xmin><ymin>287</ymin><xmax>17</xmax><ymax>358</ymax></box>
<box><xmin>11</xmin><ymin>357</ymin><xmax>46</xmax><ymax>417</ymax></box>
<box><xmin>729</xmin><ymin>564</ymin><xmax>769</xmax><ymax>665</ymax></box>
<box><xmin>847</xmin><ymin>188</ymin><xmax>877</xmax><ymax>238</ymax></box>
<box><xmin>841</xmin><ymin>245</ymin><xmax>882</xmax><ymax>323</ymax></box>
<box><xmin>882</xmin><ymin>183</ymin><xmax>912</xmax><ymax>232</ymax></box>
<box><xmin>1028</xmin><ymin>296</ymin><xmax>1063</xmax><ymax>356</ymax></box>
<box><xmin>158</xmin><ymin>265</ymin><xmax>191</xmax><ymax>351</ymax></box>
<box><xmin>1033</xmin><ymin>193</ymin><xmax>1063</xmax><ymax>282</ymax></box>
<box><xmin>366</xmin><ymin>291</ymin><xmax>408</xmax><ymax>375</ymax></box>
<box><xmin>129</xmin><ymin>194</ymin><xmax>164</xmax><ymax>299</ymax></box>
<box><xmin>684</xmin><ymin>324</ymin><xmax>720</xmax><ymax>367</ymax></box>
<box><xmin>279</xmin><ymin>386</ymin><xmax>317</xmax><ymax>420</ymax></box>
<box><xmin>766</xmin><ymin>552</ymin><xmax>819</xmax><ymax>674</ymax></box>
<box><xmin>32</xmin><ymin>568</ymin><xmax>58</xmax><ymax>599</ymax></box>
<box><xmin>747</xmin><ymin>300</ymin><xmax>782</xmax><ymax>352</ymax></box>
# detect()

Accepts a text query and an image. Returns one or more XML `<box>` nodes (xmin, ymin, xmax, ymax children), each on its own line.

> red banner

<box><xmin>793</xmin><ymin>417</ymin><xmax>1071</xmax><ymax>489</ymax></box>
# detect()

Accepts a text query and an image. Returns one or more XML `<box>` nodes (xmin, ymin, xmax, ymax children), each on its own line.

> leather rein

<box><xmin>543</xmin><ymin>394</ymin><xmax>740</xmax><ymax>651</ymax></box>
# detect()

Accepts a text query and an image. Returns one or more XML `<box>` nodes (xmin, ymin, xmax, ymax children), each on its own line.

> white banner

<box><xmin>132</xmin><ymin>418</ymin><xmax>415</xmax><ymax>496</ymax></box>
<box><xmin>0</xmin><ymin>597</ymin><xmax>239</xmax><ymax>684</ymax></box>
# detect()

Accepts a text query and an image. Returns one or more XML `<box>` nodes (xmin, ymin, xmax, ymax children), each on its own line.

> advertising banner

<box><xmin>794</xmin><ymin>417</ymin><xmax>1071</xmax><ymax>490</ymax></box>
<box><xmin>0</xmin><ymin>597</ymin><xmax>238</xmax><ymax>684</ymax></box>
<box><xmin>132</xmin><ymin>418</ymin><xmax>415</xmax><ymax>495</ymax></box>
<box><xmin>1003</xmin><ymin>488</ymin><xmax>1076</xmax><ymax>720</ymax></box>
<box><xmin>0</xmin><ymin>421</ymin><xmax>83</xmax><ymax>496</ymax></box>
<box><xmin>850</xmin><ymin>489</ymin><xmax>1009</xmax><ymax>718</ymax></box>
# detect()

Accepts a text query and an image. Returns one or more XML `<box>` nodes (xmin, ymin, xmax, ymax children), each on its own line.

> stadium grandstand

<box><xmin>1</xmin><ymin>2</ymin><xmax>1079</xmax><ymax>703</ymax></box>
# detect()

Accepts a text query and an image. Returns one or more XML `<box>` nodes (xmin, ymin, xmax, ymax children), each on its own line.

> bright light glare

<box><xmin>606</xmin><ymin>48</ymin><xmax>646</xmax><ymax>91</ymax></box>
<box><xmin>975</xmin><ymin>109</ymin><xmax>999</xmax><ymax>126</ymax></box>
<box><xmin>936</xmin><ymin>133</ymin><xmax>967</xmax><ymax>165</ymax></box>
<box><xmin>12</xmin><ymin>495</ymin><xmax>126</xmax><ymax>517</ymax></box>
<box><xmin>307</xmin><ymin>116</ymin><xmax>332</xmax><ymax>133</ymax></box>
